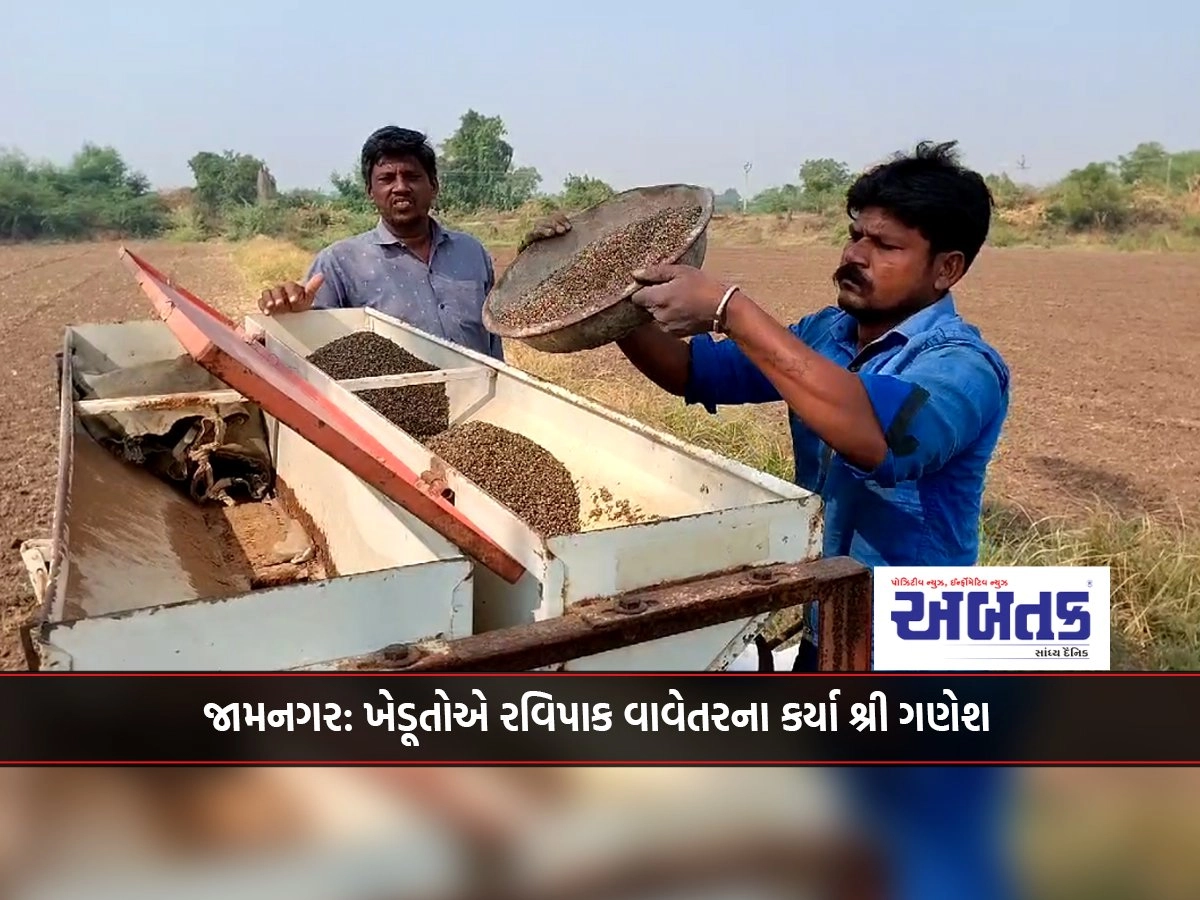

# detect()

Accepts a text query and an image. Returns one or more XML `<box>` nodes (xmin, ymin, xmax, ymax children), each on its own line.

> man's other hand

<box><xmin>518</xmin><ymin>213</ymin><xmax>571</xmax><ymax>252</ymax></box>
<box><xmin>258</xmin><ymin>273</ymin><xmax>324</xmax><ymax>316</ymax></box>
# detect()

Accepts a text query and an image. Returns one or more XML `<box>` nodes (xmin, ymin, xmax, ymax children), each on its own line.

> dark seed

<box><xmin>357</xmin><ymin>385</ymin><xmax>449</xmax><ymax>441</ymax></box>
<box><xmin>425</xmin><ymin>421</ymin><xmax>580</xmax><ymax>538</ymax></box>
<box><xmin>306</xmin><ymin>332</ymin><xmax>449</xmax><ymax>439</ymax></box>
<box><xmin>309</xmin><ymin>335</ymin><xmax>582</xmax><ymax>537</ymax></box>
<box><xmin>493</xmin><ymin>205</ymin><xmax>705</xmax><ymax>329</ymax></box>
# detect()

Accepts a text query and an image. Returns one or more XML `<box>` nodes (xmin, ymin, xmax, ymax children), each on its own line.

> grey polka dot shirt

<box><xmin>305</xmin><ymin>218</ymin><xmax>503</xmax><ymax>361</ymax></box>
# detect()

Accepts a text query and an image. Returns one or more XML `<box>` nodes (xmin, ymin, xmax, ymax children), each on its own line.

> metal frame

<box><xmin>331</xmin><ymin>557</ymin><xmax>872</xmax><ymax>673</ymax></box>
<box><xmin>31</xmin><ymin>303</ymin><xmax>874</xmax><ymax>674</ymax></box>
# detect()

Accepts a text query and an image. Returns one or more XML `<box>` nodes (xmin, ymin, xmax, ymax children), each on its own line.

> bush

<box><xmin>1046</xmin><ymin>163</ymin><xmax>1132</xmax><ymax>231</ymax></box>
<box><xmin>0</xmin><ymin>145</ymin><xmax>167</xmax><ymax>240</ymax></box>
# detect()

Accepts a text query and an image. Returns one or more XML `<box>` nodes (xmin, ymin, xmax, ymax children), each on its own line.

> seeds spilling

<box><xmin>306</xmin><ymin>332</ymin><xmax>449</xmax><ymax>439</ymax></box>
<box><xmin>587</xmin><ymin>486</ymin><xmax>655</xmax><ymax>526</ymax></box>
<box><xmin>493</xmin><ymin>204</ymin><xmax>705</xmax><ymax>329</ymax></box>
<box><xmin>425</xmin><ymin>421</ymin><xmax>581</xmax><ymax>537</ymax></box>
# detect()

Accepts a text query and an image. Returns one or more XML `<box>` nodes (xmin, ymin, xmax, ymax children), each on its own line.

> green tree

<box><xmin>437</xmin><ymin>110</ymin><xmax>541</xmax><ymax>212</ymax></box>
<box><xmin>330</xmin><ymin>166</ymin><xmax>374</xmax><ymax>213</ymax></box>
<box><xmin>1047</xmin><ymin>162</ymin><xmax>1131</xmax><ymax>231</ymax></box>
<box><xmin>0</xmin><ymin>144</ymin><xmax>165</xmax><ymax>240</ymax></box>
<box><xmin>559</xmin><ymin>173</ymin><xmax>615</xmax><ymax>209</ymax></box>
<box><xmin>797</xmin><ymin>158</ymin><xmax>852</xmax><ymax>212</ymax></box>
<box><xmin>1172</xmin><ymin>151</ymin><xmax>1200</xmax><ymax>191</ymax></box>
<box><xmin>1115</xmin><ymin>142</ymin><xmax>1200</xmax><ymax>193</ymax></box>
<box><xmin>985</xmin><ymin>172</ymin><xmax>1036</xmax><ymax>209</ymax></box>
<box><xmin>500</xmin><ymin>166</ymin><xmax>542</xmax><ymax>209</ymax></box>
<box><xmin>714</xmin><ymin>187</ymin><xmax>743</xmax><ymax>212</ymax></box>
<box><xmin>748</xmin><ymin>184</ymin><xmax>803</xmax><ymax>214</ymax></box>
<box><xmin>187</xmin><ymin>150</ymin><xmax>268</xmax><ymax>226</ymax></box>
<box><xmin>1118</xmin><ymin>142</ymin><xmax>1171</xmax><ymax>186</ymax></box>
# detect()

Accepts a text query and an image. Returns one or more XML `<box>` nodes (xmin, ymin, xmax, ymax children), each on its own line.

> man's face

<box><xmin>368</xmin><ymin>155</ymin><xmax>437</xmax><ymax>231</ymax></box>
<box><xmin>833</xmin><ymin>206</ymin><xmax>960</xmax><ymax>326</ymax></box>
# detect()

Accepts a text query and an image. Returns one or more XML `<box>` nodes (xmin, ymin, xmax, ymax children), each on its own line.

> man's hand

<box><xmin>258</xmin><ymin>273</ymin><xmax>324</xmax><ymax>316</ymax></box>
<box><xmin>629</xmin><ymin>264</ymin><xmax>728</xmax><ymax>337</ymax></box>
<box><xmin>518</xmin><ymin>212</ymin><xmax>571</xmax><ymax>252</ymax></box>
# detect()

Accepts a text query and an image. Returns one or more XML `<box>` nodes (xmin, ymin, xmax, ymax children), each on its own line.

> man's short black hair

<box><xmin>360</xmin><ymin>126</ymin><xmax>438</xmax><ymax>186</ymax></box>
<box><xmin>846</xmin><ymin>140</ymin><xmax>994</xmax><ymax>270</ymax></box>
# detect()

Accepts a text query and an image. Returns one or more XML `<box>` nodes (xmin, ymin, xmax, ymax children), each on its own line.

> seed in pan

<box><xmin>493</xmin><ymin>205</ymin><xmax>704</xmax><ymax>329</ymax></box>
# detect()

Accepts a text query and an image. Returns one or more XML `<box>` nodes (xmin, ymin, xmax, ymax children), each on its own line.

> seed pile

<box><xmin>306</xmin><ymin>332</ymin><xmax>449</xmax><ymax>439</ymax></box>
<box><xmin>493</xmin><ymin>204</ymin><xmax>705</xmax><ymax>329</ymax></box>
<box><xmin>425</xmin><ymin>421</ymin><xmax>581</xmax><ymax>537</ymax></box>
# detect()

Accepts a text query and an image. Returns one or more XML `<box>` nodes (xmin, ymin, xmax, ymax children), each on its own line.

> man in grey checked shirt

<box><xmin>258</xmin><ymin>126</ymin><xmax>568</xmax><ymax>361</ymax></box>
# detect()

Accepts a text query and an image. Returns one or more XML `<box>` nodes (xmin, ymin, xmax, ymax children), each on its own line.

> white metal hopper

<box><xmin>23</xmin><ymin>320</ymin><xmax>474</xmax><ymax>671</ymax></box>
<box><xmin>247</xmin><ymin>307</ymin><xmax>827</xmax><ymax>672</ymax></box>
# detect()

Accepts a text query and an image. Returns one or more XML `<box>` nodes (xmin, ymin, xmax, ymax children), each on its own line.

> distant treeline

<box><xmin>3</xmin><ymin>109</ymin><xmax>1199</xmax><ymax>250</ymax></box>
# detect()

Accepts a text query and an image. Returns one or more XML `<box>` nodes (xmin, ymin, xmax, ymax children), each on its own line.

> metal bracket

<box><xmin>338</xmin><ymin>556</ymin><xmax>872</xmax><ymax>672</ymax></box>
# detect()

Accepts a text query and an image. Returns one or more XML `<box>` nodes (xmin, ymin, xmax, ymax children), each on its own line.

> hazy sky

<box><xmin>4</xmin><ymin>0</ymin><xmax>1197</xmax><ymax>195</ymax></box>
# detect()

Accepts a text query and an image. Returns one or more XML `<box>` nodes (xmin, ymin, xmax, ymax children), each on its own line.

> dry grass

<box><xmin>231</xmin><ymin>236</ymin><xmax>314</xmax><ymax>299</ymax></box>
<box><xmin>233</xmin><ymin>236</ymin><xmax>1200</xmax><ymax>670</ymax></box>
<box><xmin>980</xmin><ymin>503</ymin><xmax>1200</xmax><ymax>669</ymax></box>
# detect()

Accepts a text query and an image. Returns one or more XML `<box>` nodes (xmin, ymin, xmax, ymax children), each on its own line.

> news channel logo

<box><xmin>872</xmin><ymin>566</ymin><xmax>1111</xmax><ymax>670</ymax></box>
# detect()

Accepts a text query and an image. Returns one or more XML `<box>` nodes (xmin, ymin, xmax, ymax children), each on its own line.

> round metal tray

<box><xmin>483</xmin><ymin>184</ymin><xmax>714</xmax><ymax>354</ymax></box>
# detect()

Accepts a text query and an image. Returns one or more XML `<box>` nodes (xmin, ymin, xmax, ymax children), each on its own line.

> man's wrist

<box><xmin>718</xmin><ymin>288</ymin><xmax>751</xmax><ymax>336</ymax></box>
<box><xmin>709</xmin><ymin>284</ymin><xmax>736</xmax><ymax>333</ymax></box>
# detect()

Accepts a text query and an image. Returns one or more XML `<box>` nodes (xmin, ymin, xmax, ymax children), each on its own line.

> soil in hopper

<box><xmin>492</xmin><ymin>204</ymin><xmax>705</xmax><ymax>329</ymax></box>
<box><xmin>425</xmin><ymin>421</ymin><xmax>581</xmax><ymax>538</ymax></box>
<box><xmin>306</xmin><ymin>332</ymin><xmax>449</xmax><ymax>439</ymax></box>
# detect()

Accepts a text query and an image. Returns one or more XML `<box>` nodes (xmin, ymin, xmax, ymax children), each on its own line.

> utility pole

<box><xmin>742</xmin><ymin>162</ymin><xmax>752</xmax><ymax>213</ymax></box>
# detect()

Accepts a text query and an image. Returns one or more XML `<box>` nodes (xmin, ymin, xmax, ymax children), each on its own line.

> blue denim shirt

<box><xmin>690</xmin><ymin>294</ymin><xmax>1015</xmax><ymax>900</ymax></box>
<box><xmin>685</xmin><ymin>293</ymin><xmax>1011</xmax><ymax>567</ymax></box>
<box><xmin>305</xmin><ymin>218</ymin><xmax>504</xmax><ymax>361</ymax></box>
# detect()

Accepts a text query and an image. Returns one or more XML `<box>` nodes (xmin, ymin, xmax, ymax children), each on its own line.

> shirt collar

<box><xmin>834</xmin><ymin>292</ymin><xmax>960</xmax><ymax>349</ymax></box>
<box><xmin>371</xmin><ymin>217</ymin><xmax>451</xmax><ymax>248</ymax></box>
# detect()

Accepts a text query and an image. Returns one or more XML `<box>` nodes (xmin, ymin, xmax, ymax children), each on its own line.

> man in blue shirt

<box><xmin>617</xmin><ymin>141</ymin><xmax>1015</xmax><ymax>900</ymax></box>
<box><xmin>256</xmin><ymin>126</ymin><xmax>568</xmax><ymax>362</ymax></box>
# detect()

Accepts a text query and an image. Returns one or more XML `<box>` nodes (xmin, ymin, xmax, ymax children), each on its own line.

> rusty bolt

<box><xmin>746</xmin><ymin>570</ymin><xmax>779</xmax><ymax>586</ymax></box>
<box><xmin>617</xmin><ymin>596</ymin><xmax>650</xmax><ymax>615</ymax></box>
<box><xmin>379</xmin><ymin>643</ymin><xmax>422</xmax><ymax>669</ymax></box>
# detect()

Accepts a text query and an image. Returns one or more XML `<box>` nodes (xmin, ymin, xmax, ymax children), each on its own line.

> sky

<box><xmin>4</xmin><ymin>0</ymin><xmax>1197</xmax><ymax>196</ymax></box>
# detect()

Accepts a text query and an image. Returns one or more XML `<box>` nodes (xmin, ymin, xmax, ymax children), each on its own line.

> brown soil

<box><xmin>275</xmin><ymin>477</ymin><xmax>337</xmax><ymax>580</ymax></box>
<box><xmin>307</xmin><ymin>331</ymin><xmax>449</xmax><ymax>439</ymax></box>
<box><xmin>492</xmin><ymin>205</ymin><xmax>704</xmax><ymax>329</ymax></box>
<box><xmin>209</xmin><ymin>498</ymin><xmax>327</xmax><ymax>589</ymax></box>
<box><xmin>425</xmin><ymin>420</ymin><xmax>581</xmax><ymax>537</ymax></box>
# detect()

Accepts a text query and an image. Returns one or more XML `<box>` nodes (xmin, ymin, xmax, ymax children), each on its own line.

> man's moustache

<box><xmin>833</xmin><ymin>264</ymin><xmax>869</xmax><ymax>289</ymax></box>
